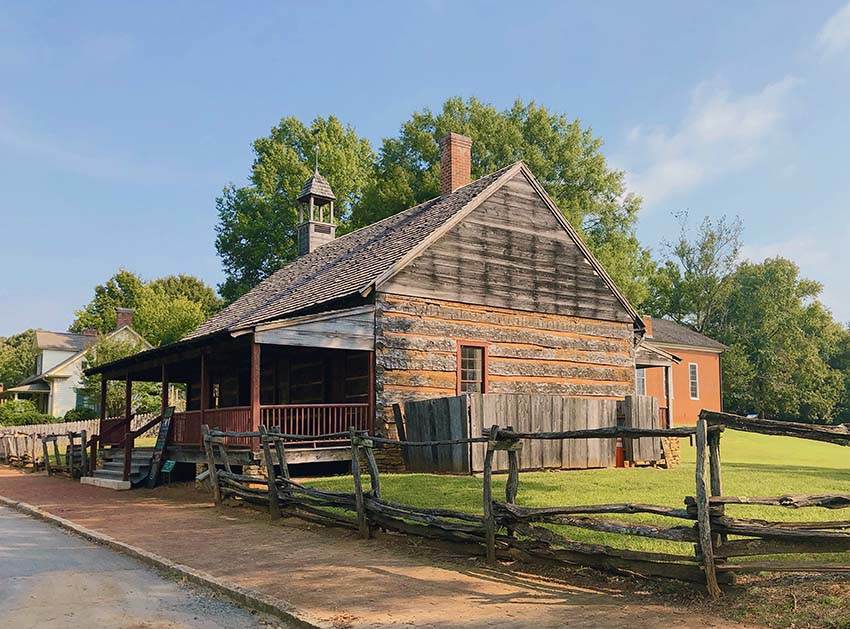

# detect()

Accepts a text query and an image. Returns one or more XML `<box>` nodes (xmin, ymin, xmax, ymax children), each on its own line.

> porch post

<box><xmin>160</xmin><ymin>363</ymin><xmax>169</xmax><ymax>415</ymax></box>
<box><xmin>251</xmin><ymin>337</ymin><xmax>261</xmax><ymax>432</ymax></box>
<box><xmin>124</xmin><ymin>375</ymin><xmax>132</xmax><ymax>424</ymax></box>
<box><xmin>200</xmin><ymin>352</ymin><xmax>208</xmax><ymax>426</ymax></box>
<box><xmin>368</xmin><ymin>350</ymin><xmax>376</xmax><ymax>434</ymax></box>
<box><xmin>99</xmin><ymin>377</ymin><xmax>108</xmax><ymax>421</ymax></box>
<box><xmin>664</xmin><ymin>365</ymin><xmax>674</xmax><ymax>428</ymax></box>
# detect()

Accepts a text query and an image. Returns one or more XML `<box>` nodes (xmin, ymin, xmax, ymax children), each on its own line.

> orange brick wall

<box><xmin>644</xmin><ymin>348</ymin><xmax>722</xmax><ymax>426</ymax></box>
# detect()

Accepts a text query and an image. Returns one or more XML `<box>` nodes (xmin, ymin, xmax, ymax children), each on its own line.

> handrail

<box><xmin>130</xmin><ymin>412</ymin><xmax>166</xmax><ymax>439</ymax></box>
<box><xmin>100</xmin><ymin>413</ymin><xmax>136</xmax><ymax>444</ymax></box>
<box><xmin>122</xmin><ymin>408</ymin><xmax>173</xmax><ymax>482</ymax></box>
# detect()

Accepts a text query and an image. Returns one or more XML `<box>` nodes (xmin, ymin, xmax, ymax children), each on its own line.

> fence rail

<box><xmin>203</xmin><ymin>409</ymin><xmax>850</xmax><ymax>599</ymax></box>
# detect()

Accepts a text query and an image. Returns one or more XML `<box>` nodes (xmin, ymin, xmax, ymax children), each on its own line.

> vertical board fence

<box><xmin>395</xmin><ymin>393</ymin><xmax>661</xmax><ymax>473</ymax></box>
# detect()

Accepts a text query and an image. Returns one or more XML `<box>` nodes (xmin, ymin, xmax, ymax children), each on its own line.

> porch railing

<box><xmin>170</xmin><ymin>403</ymin><xmax>370</xmax><ymax>449</ymax></box>
<box><xmin>262</xmin><ymin>403</ymin><xmax>371</xmax><ymax>447</ymax></box>
<box><xmin>172</xmin><ymin>407</ymin><xmax>252</xmax><ymax>447</ymax></box>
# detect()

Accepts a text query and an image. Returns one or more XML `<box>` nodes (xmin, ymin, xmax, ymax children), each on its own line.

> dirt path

<box><xmin>0</xmin><ymin>468</ymin><xmax>751</xmax><ymax>628</ymax></box>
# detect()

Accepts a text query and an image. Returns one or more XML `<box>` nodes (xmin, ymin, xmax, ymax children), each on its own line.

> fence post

<box><xmin>483</xmin><ymin>424</ymin><xmax>498</xmax><ymax>565</ymax></box>
<box><xmin>273</xmin><ymin>436</ymin><xmax>290</xmax><ymax>505</ymax></box>
<box><xmin>52</xmin><ymin>438</ymin><xmax>61</xmax><ymax>473</ymax></box>
<box><xmin>363</xmin><ymin>439</ymin><xmax>381</xmax><ymax>499</ymax></box>
<box><xmin>89</xmin><ymin>435</ymin><xmax>98</xmax><ymax>476</ymax></box>
<box><xmin>41</xmin><ymin>437</ymin><xmax>51</xmax><ymax>476</ymax></box>
<box><xmin>260</xmin><ymin>425</ymin><xmax>281</xmax><ymax>520</ymax></box>
<box><xmin>80</xmin><ymin>430</ymin><xmax>88</xmax><ymax>477</ymax></box>
<box><xmin>707</xmin><ymin>425</ymin><xmax>726</xmax><ymax>546</ymax></box>
<box><xmin>350</xmin><ymin>426</ymin><xmax>369</xmax><ymax>539</ymax></box>
<box><xmin>201</xmin><ymin>425</ymin><xmax>222</xmax><ymax>507</ymax></box>
<box><xmin>695</xmin><ymin>417</ymin><xmax>722</xmax><ymax>599</ymax></box>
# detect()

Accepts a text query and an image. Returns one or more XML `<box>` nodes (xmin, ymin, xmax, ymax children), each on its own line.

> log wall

<box><xmin>381</xmin><ymin>171</ymin><xmax>634</xmax><ymax>323</ymax></box>
<box><xmin>375</xmin><ymin>293</ymin><xmax>635</xmax><ymax>433</ymax></box>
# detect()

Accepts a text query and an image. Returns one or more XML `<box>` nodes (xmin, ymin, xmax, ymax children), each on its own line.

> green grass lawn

<box><xmin>308</xmin><ymin>430</ymin><xmax>850</xmax><ymax>560</ymax></box>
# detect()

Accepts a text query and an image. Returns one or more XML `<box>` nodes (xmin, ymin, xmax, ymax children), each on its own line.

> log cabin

<box><xmin>85</xmin><ymin>133</ymin><xmax>652</xmax><ymax>479</ymax></box>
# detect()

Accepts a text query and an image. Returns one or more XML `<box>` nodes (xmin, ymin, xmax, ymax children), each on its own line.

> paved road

<box><xmin>0</xmin><ymin>505</ymin><xmax>289</xmax><ymax>628</ymax></box>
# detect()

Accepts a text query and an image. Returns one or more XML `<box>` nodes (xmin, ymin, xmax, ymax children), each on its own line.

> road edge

<box><xmin>0</xmin><ymin>494</ymin><xmax>330</xmax><ymax>629</ymax></box>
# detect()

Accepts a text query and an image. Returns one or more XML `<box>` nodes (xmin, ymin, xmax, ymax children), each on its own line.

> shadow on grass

<box><xmin>722</xmin><ymin>461</ymin><xmax>850</xmax><ymax>485</ymax></box>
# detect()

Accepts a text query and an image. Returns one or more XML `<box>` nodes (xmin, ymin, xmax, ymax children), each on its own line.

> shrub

<box><xmin>63</xmin><ymin>407</ymin><xmax>98</xmax><ymax>422</ymax></box>
<box><xmin>0</xmin><ymin>399</ymin><xmax>56</xmax><ymax>426</ymax></box>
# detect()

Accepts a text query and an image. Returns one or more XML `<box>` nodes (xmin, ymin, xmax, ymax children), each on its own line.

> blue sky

<box><xmin>2</xmin><ymin>1</ymin><xmax>850</xmax><ymax>336</ymax></box>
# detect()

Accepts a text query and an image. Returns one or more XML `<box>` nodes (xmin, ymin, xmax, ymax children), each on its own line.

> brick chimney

<box><xmin>641</xmin><ymin>315</ymin><xmax>654</xmax><ymax>339</ymax></box>
<box><xmin>440</xmin><ymin>133</ymin><xmax>472</xmax><ymax>195</ymax></box>
<box><xmin>115</xmin><ymin>307</ymin><xmax>135</xmax><ymax>330</ymax></box>
<box><xmin>82</xmin><ymin>327</ymin><xmax>99</xmax><ymax>337</ymax></box>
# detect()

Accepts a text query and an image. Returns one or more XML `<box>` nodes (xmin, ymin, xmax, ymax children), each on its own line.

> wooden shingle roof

<box><xmin>296</xmin><ymin>170</ymin><xmax>336</xmax><ymax>203</ymax></box>
<box><xmin>650</xmin><ymin>318</ymin><xmax>726</xmax><ymax>351</ymax></box>
<box><xmin>186</xmin><ymin>164</ymin><xmax>517</xmax><ymax>340</ymax></box>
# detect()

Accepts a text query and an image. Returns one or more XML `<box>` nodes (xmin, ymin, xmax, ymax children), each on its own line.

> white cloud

<box><xmin>0</xmin><ymin>106</ymin><xmax>179</xmax><ymax>183</ymax></box>
<box><xmin>816</xmin><ymin>1</ymin><xmax>850</xmax><ymax>56</ymax></box>
<box><xmin>741</xmin><ymin>235</ymin><xmax>830</xmax><ymax>268</ymax></box>
<box><xmin>621</xmin><ymin>76</ymin><xmax>797</xmax><ymax>206</ymax></box>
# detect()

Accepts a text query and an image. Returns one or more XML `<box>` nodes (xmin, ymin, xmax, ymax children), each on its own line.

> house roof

<box><xmin>649</xmin><ymin>318</ymin><xmax>727</xmax><ymax>351</ymax></box>
<box><xmin>90</xmin><ymin>162</ymin><xmax>643</xmax><ymax>377</ymax></box>
<box><xmin>186</xmin><ymin>163</ymin><xmax>521</xmax><ymax>340</ymax></box>
<box><xmin>35</xmin><ymin>330</ymin><xmax>98</xmax><ymax>352</ymax></box>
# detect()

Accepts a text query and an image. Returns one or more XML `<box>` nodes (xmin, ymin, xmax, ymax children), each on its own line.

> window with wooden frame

<box><xmin>688</xmin><ymin>363</ymin><xmax>699</xmax><ymax>399</ymax></box>
<box><xmin>457</xmin><ymin>342</ymin><xmax>487</xmax><ymax>394</ymax></box>
<box><xmin>635</xmin><ymin>368</ymin><xmax>646</xmax><ymax>396</ymax></box>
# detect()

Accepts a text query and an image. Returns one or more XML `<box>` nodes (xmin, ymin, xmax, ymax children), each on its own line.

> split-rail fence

<box><xmin>202</xmin><ymin>410</ymin><xmax>849</xmax><ymax>598</ymax></box>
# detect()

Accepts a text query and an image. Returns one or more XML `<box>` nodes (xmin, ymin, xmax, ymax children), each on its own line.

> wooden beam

<box><xmin>200</xmin><ymin>352</ymin><xmax>208</xmax><ymax>428</ymax></box>
<box><xmin>99</xmin><ymin>378</ymin><xmax>108</xmax><ymax>422</ymax></box>
<box><xmin>368</xmin><ymin>350</ymin><xmax>376</xmax><ymax>434</ymax></box>
<box><xmin>124</xmin><ymin>375</ymin><xmax>132</xmax><ymax>427</ymax></box>
<box><xmin>251</xmin><ymin>338</ymin><xmax>261</xmax><ymax>434</ymax></box>
<box><xmin>664</xmin><ymin>365</ymin><xmax>673</xmax><ymax>428</ymax></box>
<box><xmin>160</xmin><ymin>363</ymin><xmax>169</xmax><ymax>416</ymax></box>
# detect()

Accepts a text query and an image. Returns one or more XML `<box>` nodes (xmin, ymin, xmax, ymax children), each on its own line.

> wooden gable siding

<box><xmin>381</xmin><ymin>171</ymin><xmax>633</xmax><ymax>324</ymax></box>
<box><xmin>374</xmin><ymin>293</ymin><xmax>635</xmax><ymax>430</ymax></box>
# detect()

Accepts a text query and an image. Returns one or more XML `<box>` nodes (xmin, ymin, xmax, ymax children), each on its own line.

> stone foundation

<box><xmin>372</xmin><ymin>442</ymin><xmax>406</xmax><ymax>473</ymax></box>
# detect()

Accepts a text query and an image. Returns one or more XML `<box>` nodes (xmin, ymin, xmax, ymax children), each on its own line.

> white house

<box><xmin>1</xmin><ymin>308</ymin><xmax>150</xmax><ymax>417</ymax></box>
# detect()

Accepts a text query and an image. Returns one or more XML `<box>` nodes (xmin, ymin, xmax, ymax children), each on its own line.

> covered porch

<box><xmin>635</xmin><ymin>342</ymin><xmax>679</xmax><ymax>428</ymax></box>
<box><xmin>90</xmin><ymin>307</ymin><xmax>376</xmax><ymax>466</ymax></box>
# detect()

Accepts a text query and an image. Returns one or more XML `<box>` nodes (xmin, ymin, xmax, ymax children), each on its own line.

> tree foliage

<box><xmin>718</xmin><ymin>258</ymin><xmax>845</xmax><ymax>420</ymax></box>
<box><xmin>80</xmin><ymin>336</ymin><xmax>160</xmax><ymax>416</ymax></box>
<box><xmin>0</xmin><ymin>399</ymin><xmax>56</xmax><ymax>426</ymax></box>
<box><xmin>647</xmin><ymin>215</ymin><xmax>847</xmax><ymax>421</ymax></box>
<box><xmin>214</xmin><ymin>98</ymin><xmax>654</xmax><ymax>305</ymax></box>
<box><xmin>646</xmin><ymin>212</ymin><xmax>742</xmax><ymax>332</ymax></box>
<box><xmin>0</xmin><ymin>329</ymin><xmax>37</xmax><ymax>388</ymax></box>
<box><xmin>215</xmin><ymin>116</ymin><xmax>375</xmax><ymax>302</ymax></box>
<box><xmin>70</xmin><ymin>270</ymin><xmax>220</xmax><ymax>346</ymax></box>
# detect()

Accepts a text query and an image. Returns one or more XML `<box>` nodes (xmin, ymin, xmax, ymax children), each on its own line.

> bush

<box><xmin>64</xmin><ymin>407</ymin><xmax>98</xmax><ymax>422</ymax></box>
<box><xmin>0</xmin><ymin>399</ymin><xmax>57</xmax><ymax>426</ymax></box>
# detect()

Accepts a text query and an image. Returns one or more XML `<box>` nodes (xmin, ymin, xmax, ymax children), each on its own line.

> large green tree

<box><xmin>214</xmin><ymin>98</ymin><xmax>654</xmax><ymax>305</ymax></box>
<box><xmin>647</xmin><ymin>216</ymin><xmax>847</xmax><ymax>421</ymax></box>
<box><xmin>0</xmin><ymin>329</ymin><xmax>37</xmax><ymax>388</ymax></box>
<box><xmin>70</xmin><ymin>270</ymin><xmax>220</xmax><ymax>346</ymax></box>
<box><xmin>646</xmin><ymin>213</ymin><xmax>743</xmax><ymax>333</ymax></box>
<box><xmin>215</xmin><ymin>116</ymin><xmax>375</xmax><ymax>301</ymax></box>
<box><xmin>79</xmin><ymin>336</ymin><xmax>160</xmax><ymax>416</ymax></box>
<box><xmin>70</xmin><ymin>269</ymin><xmax>145</xmax><ymax>334</ymax></box>
<box><xmin>718</xmin><ymin>258</ymin><xmax>845</xmax><ymax>420</ymax></box>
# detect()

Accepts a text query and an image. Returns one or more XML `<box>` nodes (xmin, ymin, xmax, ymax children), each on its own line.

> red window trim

<box><xmin>456</xmin><ymin>340</ymin><xmax>489</xmax><ymax>395</ymax></box>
